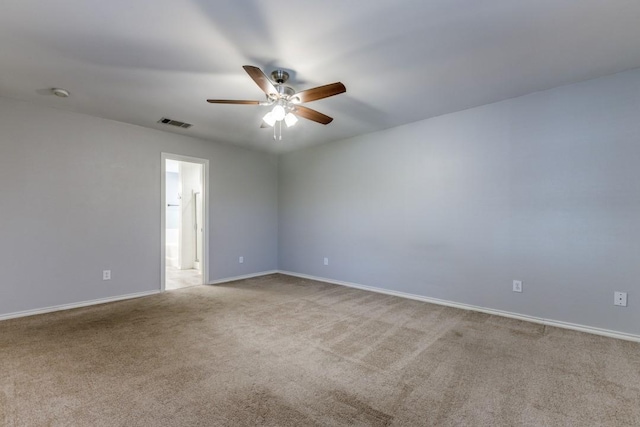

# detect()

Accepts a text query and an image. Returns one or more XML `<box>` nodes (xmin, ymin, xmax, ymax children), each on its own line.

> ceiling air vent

<box><xmin>158</xmin><ymin>117</ymin><xmax>193</xmax><ymax>129</ymax></box>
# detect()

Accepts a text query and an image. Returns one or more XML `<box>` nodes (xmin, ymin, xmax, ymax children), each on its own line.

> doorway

<box><xmin>161</xmin><ymin>153</ymin><xmax>209</xmax><ymax>290</ymax></box>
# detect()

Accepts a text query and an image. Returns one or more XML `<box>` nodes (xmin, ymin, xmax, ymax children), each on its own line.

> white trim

<box><xmin>161</xmin><ymin>153</ymin><xmax>210</xmax><ymax>291</ymax></box>
<box><xmin>278</xmin><ymin>270</ymin><xmax>640</xmax><ymax>343</ymax></box>
<box><xmin>209</xmin><ymin>270</ymin><xmax>278</xmax><ymax>285</ymax></box>
<box><xmin>0</xmin><ymin>290</ymin><xmax>160</xmax><ymax>322</ymax></box>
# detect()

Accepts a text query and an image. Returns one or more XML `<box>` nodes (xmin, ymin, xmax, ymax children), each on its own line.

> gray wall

<box><xmin>0</xmin><ymin>97</ymin><xmax>278</xmax><ymax>316</ymax></box>
<box><xmin>279</xmin><ymin>69</ymin><xmax>640</xmax><ymax>336</ymax></box>
<box><xmin>3</xmin><ymin>68</ymin><xmax>640</xmax><ymax>336</ymax></box>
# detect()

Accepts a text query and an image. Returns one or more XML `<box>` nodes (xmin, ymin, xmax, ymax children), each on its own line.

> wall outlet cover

<box><xmin>513</xmin><ymin>280</ymin><xmax>523</xmax><ymax>293</ymax></box>
<box><xmin>239</xmin><ymin>256</ymin><xmax>244</xmax><ymax>264</ymax></box>
<box><xmin>324</xmin><ymin>257</ymin><xmax>329</xmax><ymax>266</ymax></box>
<box><xmin>103</xmin><ymin>270</ymin><xmax>111</xmax><ymax>281</ymax></box>
<box><xmin>614</xmin><ymin>291</ymin><xmax>627</xmax><ymax>307</ymax></box>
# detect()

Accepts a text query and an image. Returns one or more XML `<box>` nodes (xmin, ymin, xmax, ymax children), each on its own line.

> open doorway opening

<box><xmin>161</xmin><ymin>154</ymin><xmax>208</xmax><ymax>290</ymax></box>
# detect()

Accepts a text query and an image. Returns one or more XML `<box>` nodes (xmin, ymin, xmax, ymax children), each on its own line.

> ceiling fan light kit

<box><xmin>207</xmin><ymin>65</ymin><xmax>346</xmax><ymax>140</ymax></box>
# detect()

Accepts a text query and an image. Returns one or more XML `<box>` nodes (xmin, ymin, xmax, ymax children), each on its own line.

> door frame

<box><xmin>160</xmin><ymin>152</ymin><xmax>210</xmax><ymax>290</ymax></box>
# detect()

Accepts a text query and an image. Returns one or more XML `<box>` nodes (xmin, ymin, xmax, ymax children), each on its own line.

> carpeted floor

<box><xmin>1</xmin><ymin>274</ymin><xmax>639</xmax><ymax>426</ymax></box>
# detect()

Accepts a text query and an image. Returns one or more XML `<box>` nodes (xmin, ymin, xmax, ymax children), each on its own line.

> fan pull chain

<box><xmin>270</xmin><ymin>120</ymin><xmax>284</xmax><ymax>140</ymax></box>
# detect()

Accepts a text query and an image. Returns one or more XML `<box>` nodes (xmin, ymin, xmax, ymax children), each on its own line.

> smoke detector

<box><xmin>51</xmin><ymin>88</ymin><xmax>70</xmax><ymax>98</ymax></box>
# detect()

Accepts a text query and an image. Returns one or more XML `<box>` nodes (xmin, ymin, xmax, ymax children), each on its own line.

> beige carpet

<box><xmin>1</xmin><ymin>274</ymin><xmax>639</xmax><ymax>426</ymax></box>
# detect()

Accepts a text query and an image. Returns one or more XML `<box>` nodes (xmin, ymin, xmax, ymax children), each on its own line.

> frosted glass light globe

<box><xmin>284</xmin><ymin>113</ymin><xmax>298</xmax><ymax>127</ymax></box>
<box><xmin>263</xmin><ymin>112</ymin><xmax>276</xmax><ymax>127</ymax></box>
<box><xmin>272</xmin><ymin>105</ymin><xmax>286</xmax><ymax>121</ymax></box>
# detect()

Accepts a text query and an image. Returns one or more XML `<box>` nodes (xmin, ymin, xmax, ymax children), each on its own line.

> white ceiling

<box><xmin>2</xmin><ymin>1</ymin><xmax>640</xmax><ymax>153</ymax></box>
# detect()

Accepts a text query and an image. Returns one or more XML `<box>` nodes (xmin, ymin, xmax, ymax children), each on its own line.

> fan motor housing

<box><xmin>277</xmin><ymin>85</ymin><xmax>295</xmax><ymax>97</ymax></box>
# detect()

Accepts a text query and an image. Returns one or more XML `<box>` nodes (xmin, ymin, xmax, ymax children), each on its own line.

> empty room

<box><xmin>1</xmin><ymin>1</ymin><xmax>639</xmax><ymax>426</ymax></box>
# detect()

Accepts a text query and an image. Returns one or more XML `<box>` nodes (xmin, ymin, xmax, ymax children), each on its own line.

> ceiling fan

<box><xmin>207</xmin><ymin>65</ymin><xmax>346</xmax><ymax>138</ymax></box>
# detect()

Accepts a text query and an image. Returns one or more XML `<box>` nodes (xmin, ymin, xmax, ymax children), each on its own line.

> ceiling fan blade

<box><xmin>243</xmin><ymin>65</ymin><xmax>278</xmax><ymax>97</ymax></box>
<box><xmin>294</xmin><ymin>106</ymin><xmax>333</xmax><ymax>125</ymax></box>
<box><xmin>292</xmin><ymin>82</ymin><xmax>346</xmax><ymax>103</ymax></box>
<box><xmin>206</xmin><ymin>99</ymin><xmax>261</xmax><ymax>105</ymax></box>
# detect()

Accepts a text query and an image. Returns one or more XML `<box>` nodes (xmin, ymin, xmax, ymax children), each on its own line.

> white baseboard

<box><xmin>209</xmin><ymin>270</ymin><xmax>278</xmax><ymax>285</ymax></box>
<box><xmin>6</xmin><ymin>271</ymin><xmax>636</xmax><ymax>343</ymax></box>
<box><xmin>278</xmin><ymin>270</ymin><xmax>640</xmax><ymax>343</ymax></box>
<box><xmin>0</xmin><ymin>270</ymin><xmax>277</xmax><ymax>322</ymax></box>
<box><xmin>0</xmin><ymin>290</ymin><xmax>161</xmax><ymax>322</ymax></box>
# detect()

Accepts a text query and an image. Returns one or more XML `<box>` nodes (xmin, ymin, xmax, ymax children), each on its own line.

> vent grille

<box><xmin>158</xmin><ymin>117</ymin><xmax>193</xmax><ymax>129</ymax></box>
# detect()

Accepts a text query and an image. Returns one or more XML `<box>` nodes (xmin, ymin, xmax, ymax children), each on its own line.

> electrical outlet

<box><xmin>239</xmin><ymin>256</ymin><xmax>244</xmax><ymax>264</ymax></box>
<box><xmin>614</xmin><ymin>291</ymin><xmax>627</xmax><ymax>307</ymax></box>
<box><xmin>103</xmin><ymin>270</ymin><xmax>111</xmax><ymax>281</ymax></box>
<box><xmin>324</xmin><ymin>257</ymin><xmax>329</xmax><ymax>266</ymax></box>
<box><xmin>513</xmin><ymin>280</ymin><xmax>523</xmax><ymax>293</ymax></box>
